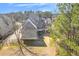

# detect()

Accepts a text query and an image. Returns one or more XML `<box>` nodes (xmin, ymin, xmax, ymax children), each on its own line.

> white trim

<box><xmin>27</xmin><ymin>19</ymin><xmax>37</xmax><ymax>29</ymax></box>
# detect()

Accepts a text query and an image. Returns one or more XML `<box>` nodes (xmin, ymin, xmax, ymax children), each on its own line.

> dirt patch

<box><xmin>0</xmin><ymin>46</ymin><xmax>56</xmax><ymax>56</ymax></box>
<box><xmin>0</xmin><ymin>36</ymin><xmax>57</xmax><ymax>56</ymax></box>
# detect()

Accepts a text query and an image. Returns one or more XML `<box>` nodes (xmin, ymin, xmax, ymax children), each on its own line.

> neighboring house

<box><xmin>0</xmin><ymin>12</ymin><xmax>52</xmax><ymax>40</ymax></box>
<box><xmin>21</xmin><ymin>13</ymin><xmax>46</xmax><ymax>40</ymax></box>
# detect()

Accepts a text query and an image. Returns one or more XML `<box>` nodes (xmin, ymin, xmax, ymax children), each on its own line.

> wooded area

<box><xmin>50</xmin><ymin>3</ymin><xmax>79</xmax><ymax>56</ymax></box>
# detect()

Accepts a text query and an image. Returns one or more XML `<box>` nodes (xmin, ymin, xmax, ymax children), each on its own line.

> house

<box><xmin>21</xmin><ymin>13</ymin><xmax>46</xmax><ymax>40</ymax></box>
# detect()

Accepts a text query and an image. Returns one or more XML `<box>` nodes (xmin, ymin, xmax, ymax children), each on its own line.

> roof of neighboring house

<box><xmin>26</xmin><ymin>13</ymin><xmax>46</xmax><ymax>30</ymax></box>
<box><xmin>0</xmin><ymin>15</ymin><xmax>13</xmax><ymax>36</ymax></box>
<box><xmin>23</xmin><ymin>19</ymin><xmax>37</xmax><ymax>29</ymax></box>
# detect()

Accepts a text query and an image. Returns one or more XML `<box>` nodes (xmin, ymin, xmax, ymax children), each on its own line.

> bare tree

<box><xmin>11</xmin><ymin>15</ymin><xmax>38</xmax><ymax>56</ymax></box>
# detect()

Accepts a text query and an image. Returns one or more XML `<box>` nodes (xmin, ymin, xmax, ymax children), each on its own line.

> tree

<box><xmin>42</xmin><ymin>11</ymin><xmax>53</xmax><ymax>19</ymax></box>
<box><xmin>51</xmin><ymin>3</ymin><xmax>79</xmax><ymax>55</ymax></box>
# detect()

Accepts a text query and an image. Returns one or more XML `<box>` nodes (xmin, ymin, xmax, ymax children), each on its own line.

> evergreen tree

<box><xmin>51</xmin><ymin>3</ymin><xmax>79</xmax><ymax>55</ymax></box>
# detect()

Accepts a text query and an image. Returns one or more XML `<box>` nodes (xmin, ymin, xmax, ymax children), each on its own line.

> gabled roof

<box><xmin>23</xmin><ymin>19</ymin><xmax>37</xmax><ymax>29</ymax></box>
<box><xmin>28</xmin><ymin>13</ymin><xmax>39</xmax><ymax>27</ymax></box>
<box><xmin>27</xmin><ymin>13</ymin><xmax>45</xmax><ymax>30</ymax></box>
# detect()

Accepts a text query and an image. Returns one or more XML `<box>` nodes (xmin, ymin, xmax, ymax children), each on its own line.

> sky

<box><xmin>0</xmin><ymin>3</ymin><xmax>59</xmax><ymax>14</ymax></box>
